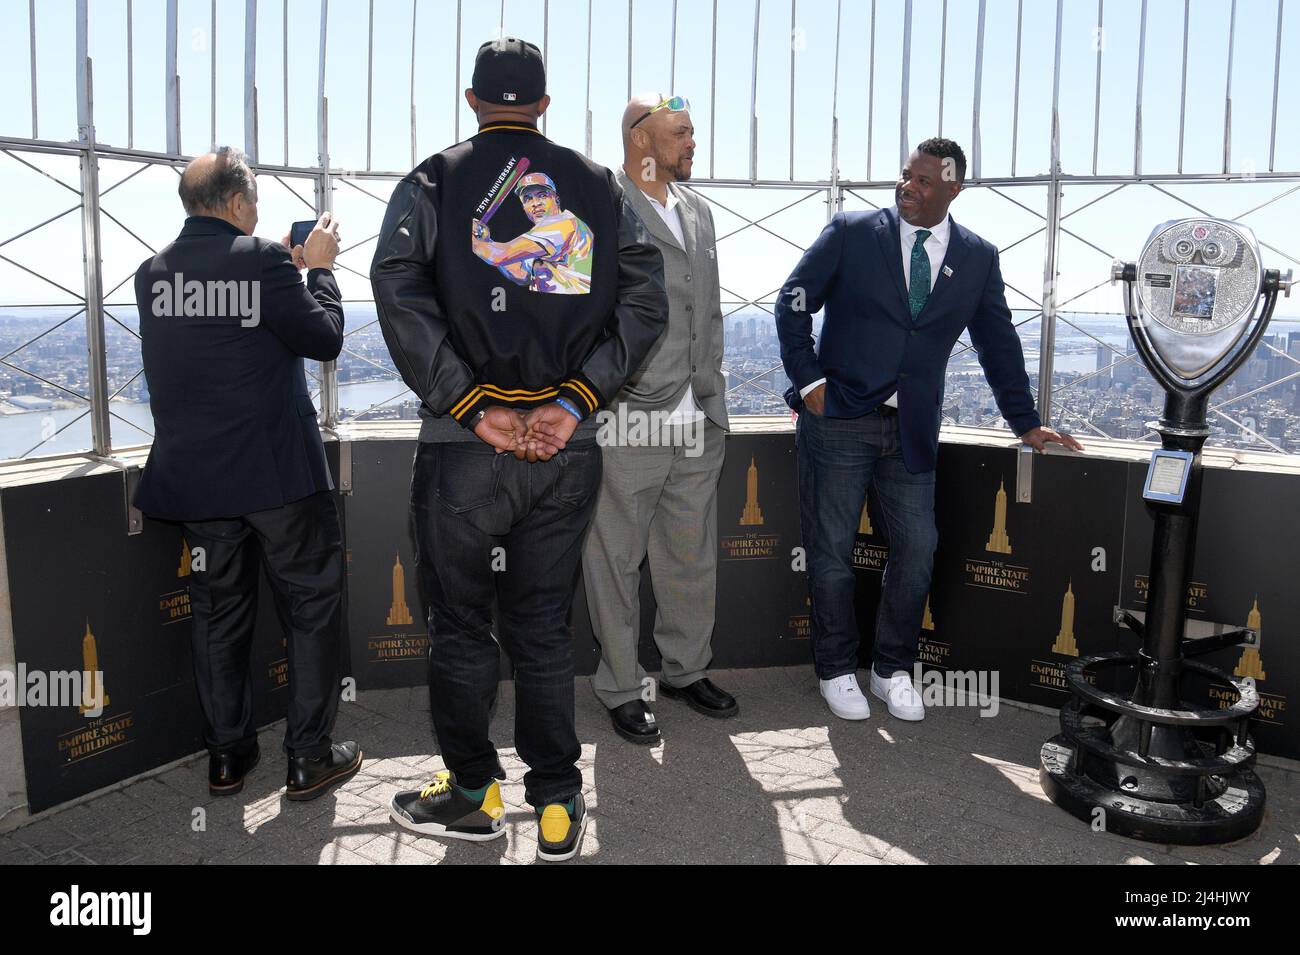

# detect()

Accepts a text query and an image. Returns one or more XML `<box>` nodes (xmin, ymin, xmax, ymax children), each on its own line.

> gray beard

<box><xmin>658</xmin><ymin>156</ymin><xmax>691</xmax><ymax>183</ymax></box>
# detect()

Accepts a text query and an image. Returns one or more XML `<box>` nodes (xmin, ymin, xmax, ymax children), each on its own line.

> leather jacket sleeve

<box><xmin>369</xmin><ymin>173</ymin><xmax>480</xmax><ymax>424</ymax></box>
<box><xmin>564</xmin><ymin>174</ymin><xmax>668</xmax><ymax>415</ymax></box>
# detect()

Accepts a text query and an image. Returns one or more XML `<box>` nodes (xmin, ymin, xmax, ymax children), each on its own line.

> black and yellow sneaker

<box><xmin>535</xmin><ymin>792</ymin><xmax>588</xmax><ymax>862</ymax></box>
<box><xmin>389</xmin><ymin>771</ymin><xmax>506</xmax><ymax>841</ymax></box>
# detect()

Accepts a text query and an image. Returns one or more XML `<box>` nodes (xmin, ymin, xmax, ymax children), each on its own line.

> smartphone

<box><xmin>290</xmin><ymin>219</ymin><xmax>315</xmax><ymax>249</ymax></box>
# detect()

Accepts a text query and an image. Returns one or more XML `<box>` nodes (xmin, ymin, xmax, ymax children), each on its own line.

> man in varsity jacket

<box><xmin>371</xmin><ymin>37</ymin><xmax>667</xmax><ymax>862</ymax></box>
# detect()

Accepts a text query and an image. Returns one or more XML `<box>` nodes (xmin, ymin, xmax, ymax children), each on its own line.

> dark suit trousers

<box><xmin>183</xmin><ymin>491</ymin><xmax>344</xmax><ymax>758</ymax></box>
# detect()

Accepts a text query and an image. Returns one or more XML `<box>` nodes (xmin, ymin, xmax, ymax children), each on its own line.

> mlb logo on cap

<box><xmin>471</xmin><ymin>37</ymin><xmax>546</xmax><ymax>106</ymax></box>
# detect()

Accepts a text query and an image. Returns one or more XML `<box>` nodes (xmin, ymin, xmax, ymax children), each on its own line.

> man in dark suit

<box><xmin>776</xmin><ymin>137</ymin><xmax>1082</xmax><ymax>723</ymax></box>
<box><xmin>134</xmin><ymin>146</ymin><xmax>362</xmax><ymax>799</ymax></box>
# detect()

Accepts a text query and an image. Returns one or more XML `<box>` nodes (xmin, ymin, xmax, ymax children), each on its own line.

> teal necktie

<box><xmin>908</xmin><ymin>229</ymin><xmax>932</xmax><ymax>318</ymax></box>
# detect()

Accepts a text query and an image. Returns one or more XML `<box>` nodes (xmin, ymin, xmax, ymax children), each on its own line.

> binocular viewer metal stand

<box><xmin>1040</xmin><ymin>218</ymin><xmax>1293</xmax><ymax>844</ymax></box>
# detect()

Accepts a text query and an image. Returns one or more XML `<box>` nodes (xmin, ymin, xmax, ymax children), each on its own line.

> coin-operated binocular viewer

<box><xmin>1040</xmin><ymin>218</ymin><xmax>1292</xmax><ymax>844</ymax></box>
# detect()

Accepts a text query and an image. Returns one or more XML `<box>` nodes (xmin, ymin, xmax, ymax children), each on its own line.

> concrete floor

<box><xmin>2</xmin><ymin>665</ymin><xmax>1297</xmax><ymax>865</ymax></box>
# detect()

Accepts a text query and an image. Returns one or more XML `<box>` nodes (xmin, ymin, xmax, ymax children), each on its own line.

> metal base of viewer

<box><xmin>1040</xmin><ymin>735</ymin><xmax>1266</xmax><ymax>846</ymax></box>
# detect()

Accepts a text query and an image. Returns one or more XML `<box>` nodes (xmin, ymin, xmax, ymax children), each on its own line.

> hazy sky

<box><xmin>1</xmin><ymin>0</ymin><xmax>1298</xmax><ymax>323</ymax></box>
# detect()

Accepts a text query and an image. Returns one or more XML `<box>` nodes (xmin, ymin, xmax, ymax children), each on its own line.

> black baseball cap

<box><xmin>471</xmin><ymin>38</ymin><xmax>546</xmax><ymax>105</ymax></box>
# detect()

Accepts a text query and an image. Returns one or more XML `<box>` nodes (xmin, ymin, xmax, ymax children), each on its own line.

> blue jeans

<box><xmin>411</xmin><ymin>439</ymin><xmax>601</xmax><ymax>808</ymax></box>
<box><xmin>795</xmin><ymin>408</ymin><xmax>937</xmax><ymax>681</ymax></box>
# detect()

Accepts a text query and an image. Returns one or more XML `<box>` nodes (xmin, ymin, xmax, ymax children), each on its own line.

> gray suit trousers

<box><xmin>582</xmin><ymin>419</ymin><xmax>725</xmax><ymax>708</ymax></box>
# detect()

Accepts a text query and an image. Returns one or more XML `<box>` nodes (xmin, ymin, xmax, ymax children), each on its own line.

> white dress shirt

<box><xmin>644</xmin><ymin>186</ymin><xmax>705</xmax><ymax>425</ymax></box>
<box><xmin>799</xmin><ymin>209</ymin><xmax>952</xmax><ymax>409</ymax></box>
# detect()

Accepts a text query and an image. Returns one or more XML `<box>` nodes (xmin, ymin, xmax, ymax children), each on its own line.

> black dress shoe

<box><xmin>609</xmin><ymin>701</ymin><xmax>661</xmax><ymax>744</ymax></box>
<box><xmin>659</xmin><ymin>677</ymin><xmax>739</xmax><ymax>718</ymax></box>
<box><xmin>209</xmin><ymin>743</ymin><xmax>260</xmax><ymax>796</ymax></box>
<box><xmin>285</xmin><ymin>740</ymin><xmax>363</xmax><ymax>801</ymax></box>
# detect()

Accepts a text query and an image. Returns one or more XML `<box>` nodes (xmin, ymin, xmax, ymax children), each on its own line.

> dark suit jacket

<box><xmin>133</xmin><ymin>216</ymin><xmax>344</xmax><ymax>521</ymax></box>
<box><xmin>776</xmin><ymin>206</ymin><xmax>1040</xmax><ymax>472</ymax></box>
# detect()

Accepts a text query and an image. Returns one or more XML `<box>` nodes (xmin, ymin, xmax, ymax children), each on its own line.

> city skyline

<box><xmin>1</xmin><ymin>0</ymin><xmax>1299</xmax><ymax>461</ymax></box>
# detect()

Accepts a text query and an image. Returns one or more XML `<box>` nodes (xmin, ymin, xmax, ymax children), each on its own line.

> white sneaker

<box><xmin>869</xmin><ymin>669</ymin><xmax>925</xmax><ymax>721</ymax></box>
<box><xmin>819</xmin><ymin>674</ymin><xmax>872</xmax><ymax>721</ymax></box>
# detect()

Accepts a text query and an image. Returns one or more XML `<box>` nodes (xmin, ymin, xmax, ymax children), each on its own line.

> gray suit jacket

<box><xmin>612</xmin><ymin>168</ymin><xmax>729</xmax><ymax>431</ymax></box>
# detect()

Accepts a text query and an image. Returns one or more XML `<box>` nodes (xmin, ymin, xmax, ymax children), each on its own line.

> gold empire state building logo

<box><xmin>739</xmin><ymin>456</ymin><xmax>764</xmax><ymax>526</ymax></box>
<box><xmin>1052</xmin><ymin>580</ymin><xmax>1079</xmax><ymax>656</ymax></box>
<box><xmin>858</xmin><ymin>497</ymin><xmax>873</xmax><ymax>535</ymax></box>
<box><xmin>386</xmin><ymin>553</ymin><xmax>414</xmax><ymax>627</ymax></box>
<box><xmin>1234</xmin><ymin>597</ymin><xmax>1266</xmax><ymax>681</ymax></box>
<box><xmin>921</xmin><ymin>596</ymin><xmax>934</xmax><ymax>631</ymax></box>
<box><xmin>178</xmin><ymin>537</ymin><xmax>191</xmax><ymax>577</ymax></box>
<box><xmin>985</xmin><ymin>479</ymin><xmax>1012</xmax><ymax>554</ymax></box>
<box><xmin>78</xmin><ymin>620</ymin><xmax>109</xmax><ymax>715</ymax></box>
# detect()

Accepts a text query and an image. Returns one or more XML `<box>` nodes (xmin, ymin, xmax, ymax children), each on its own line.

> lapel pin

<box><xmin>942</xmin><ymin>265</ymin><xmax>954</xmax><ymax>277</ymax></box>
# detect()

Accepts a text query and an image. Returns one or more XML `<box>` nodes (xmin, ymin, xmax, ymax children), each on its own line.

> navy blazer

<box><xmin>134</xmin><ymin>216</ymin><xmax>344</xmax><ymax>521</ymax></box>
<box><xmin>776</xmin><ymin>206</ymin><xmax>1040</xmax><ymax>472</ymax></box>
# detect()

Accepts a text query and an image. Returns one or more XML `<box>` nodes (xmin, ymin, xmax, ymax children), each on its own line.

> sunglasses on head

<box><xmin>630</xmin><ymin>95</ymin><xmax>690</xmax><ymax>130</ymax></box>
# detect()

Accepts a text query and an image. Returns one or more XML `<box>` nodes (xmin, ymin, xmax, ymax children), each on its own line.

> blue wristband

<box><xmin>555</xmin><ymin>397</ymin><xmax>582</xmax><ymax>421</ymax></box>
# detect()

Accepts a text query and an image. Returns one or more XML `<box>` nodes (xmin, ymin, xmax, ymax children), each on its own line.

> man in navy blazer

<box><xmin>135</xmin><ymin>147</ymin><xmax>361</xmax><ymax>800</ymax></box>
<box><xmin>776</xmin><ymin>137</ymin><xmax>1081</xmax><ymax>723</ymax></box>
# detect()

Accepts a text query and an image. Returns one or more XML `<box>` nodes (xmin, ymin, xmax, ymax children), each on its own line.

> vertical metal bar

<box><xmin>585</xmin><ymin>0</ymin><xmax>592</xmax><ymax>157</ymax></box>
<box><xmin>317</xmin><ymin>0</ymin><xmax>336</xmax><ymax>428</ymax></box>
<box><xmin>410</xmin><ymin>0</ymin><xmax>418</xmax><ymax>166</ymax></box>
<box><xmin>1051</xmin><ymin>0</ymin><xmax>1062</xmax><ymax>152</ymax></box>
<box><xmin>74</xmin><ymin>14</ymin><xmax>97</xmax><ymax>223</ymax></box>
<box><xmin>937</xmin><ymin>0</ymin><xmax>947</xmax><ymax>136</ymax></box>
<box><xmin>627</xmin><ymin>0</ymin><xmax>633</xmax><ymax>102</ymax></box>
<box><xmin>749</xmin><ymin>0</ymin><xmax>760</xmax><ymax>181</ymax></box>
<box><xmin>365</xmin><ymin>0</ymin><xmax>374</xmax><ymax>170</ymax></box>
<box><xmin>709</xmin><ymin>0</ymin><xmax>717</xmax><ymax>178</ymax></box>
<box><xmin>283</xmin><ymin>0</ymin><xmax>289</xmax><ymax>164</ymax></box>
<box><xmin>76</xmin><ymin>0</ymin><xmax>110</xmax><ymax>456</ymax></box>
<box><xmin>28</xmin><ymin>0</ymin><xmax>37</xmax><ymax>139</ymax></box>
<box><xmin>410</xmin><ymin>0</ymin><xmax>419</xmax><ymax>165</ymax></box>
<box><xmin>867</xmin><ymin>0</ymin><xmax>875</xmax><ymax>180</ymax></box>
<box><xmin>1011</xmin><ymin>0</ymin><xmax>1022</xmax><ymax>176</ymax></box>
<box><xmin>1176</xmin><ymin>0</ymin><xmax>1189</xmax><ymax>174</ymax></box>
<box><xmin>670</xmin><ymin>0</ymin><xmax>677</xmax><ymax>93</ymax></box>
<box><xmin>829</xmin><ymin>0</ymin><xmax>841</xmax><ymax>197</ymax></box>
<box><xmin>127</xmin><ymin>0</ymin><xmax>134</xmax><ymax>148</ymax></box>
<box><xmin>166</xmin><ymin>0</ymin><xmax>180</xmax><ymax>155</ymax></box>
<box><xmin>1091</xmin><ymin>0</ymin><xmax>1103</xmax><ymax>175</ymax></box>
<box><xmin>1135</xmin><ymin>0</ymin><xmax>1147</xmax><ymax>175</ymax></box>
<box><xmin>972</xmin><ymin>0</ymin><xmax>985</xmax><ymax>180</ymax></box>
<box><xmin>1223</xmin><ymin>0</ymin><xmax>1236</xmax><ymax>174</ymax></box>
<box><xmin>543</xmin><ymin>0</ymin><xmax>549</xmax><ymax>136</ymax></box>
<box><xmin>1037</xmin><ymin>0</ymin><xmax>1063</xmax><ymax>428</ymax></box>
<box><xmin>789</xmin><ymin>0</ymin><xmax>796</xmax><ymax>181</ymax></box>
<box><xmin>900</xmin><ymin>0</ymin><xmax>912</xmax><ymax>170</ymax></box>
<box><xmin>317</xmin><ymin>0</ymin><xmax>329</xmax><ymax>168</ymax></box>
<box><xmin>210</xmin><ymin>0</ymin><xmax>217</xmax><ymax>151</ymax></box>
<box><xmin>1269</xmin><ymin>0</ymin><xmax>1283</xmax><ymax>172</ymax></box>
<box><xmin>244</xmin><ymin>0</ymin><xmax>258</xmax><ymax>162</ymax></box>
<box><xmin>455</xmin><ymin>0</ymin><xmax>462</xmax><ymax>143</ymax></box>
<box><xmin>76</xmin><ymin>3</ymin><xmax>92</xmax><ymax>158</ymax></box>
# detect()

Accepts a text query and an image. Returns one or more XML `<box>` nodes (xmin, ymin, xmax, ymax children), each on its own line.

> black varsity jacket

<box><xmin>370</xmin><ymin>121</ymin><xmax>668</xmax><ymax>428</ymax></box>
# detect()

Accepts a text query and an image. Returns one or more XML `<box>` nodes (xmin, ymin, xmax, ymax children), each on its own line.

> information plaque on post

<box><xmin>1039</xmin><ymin>218</ymin><xmax>1292</xmax><ymax>845</ymax></box>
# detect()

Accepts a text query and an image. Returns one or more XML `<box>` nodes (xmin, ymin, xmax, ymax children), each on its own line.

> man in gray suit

<box><xmin>582</xmin><ymin>93</ymin><xmax>737</xmax><ymax>744</ymax></box>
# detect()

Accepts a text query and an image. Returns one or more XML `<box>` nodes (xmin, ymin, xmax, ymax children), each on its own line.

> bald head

<box><xmin>178</xmin><ymin>147</ymin><xmax>258</xmax><ymax>234</ymax></box>
<box><xmin>621</xmin><ymin>93</ymin><xmax>696</xmax><ymax>193</ymax></box>
<box><xmin>621</xmin><ymin>93</ymin><xmax>664</xmax><ymax>150</ymax></box>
